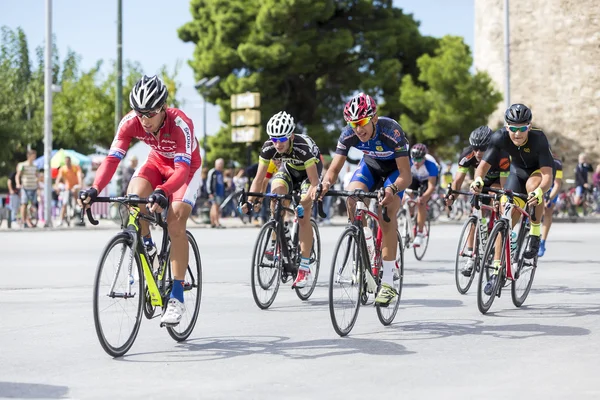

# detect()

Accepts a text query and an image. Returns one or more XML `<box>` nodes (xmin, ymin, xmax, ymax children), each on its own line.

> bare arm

<box><xmin>392</xmin><ymin>156</ymin><xmax>411</xmax><ymax>192</ymax></box>
<box><xmin>248</xmin><ymin>162</ymin><xmax>269</xmax><ymax>203</ymax></box>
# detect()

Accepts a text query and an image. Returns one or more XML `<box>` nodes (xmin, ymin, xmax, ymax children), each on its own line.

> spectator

<box><xmin>593</xmin><ymin>164</ymin><xmax>600</xmax><ymax>189</ymax></box>
<box><xmin>574</xmin><ymin>152</ymin><xmax>594</xmax><ymax>206</ymax></box>
<box><xmin>121</xmin><ymin>156</ymin><xmax>139</xmax><ymax>195</ymax></box>
<box><xmin>207</xmin><ymin>158</ymin><xmax>225</xmax><ymax>228</ymax></box>
<box><xmin>55</xmin><ymin>156</ymin><xmax>83</xmax><ymax>226</ymax></box>
<box><xmin>15</xmin><ymin>149</ymin><xmax>39</xmax><ymax>228</ymax></box>
<box><xmin>7</xmin><ymin>169</ymin><xmax>20</xmax><ymax>223</ymax></box>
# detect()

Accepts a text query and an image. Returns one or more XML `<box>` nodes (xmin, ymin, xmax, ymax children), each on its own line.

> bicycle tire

<box><xmin>251</xmin><ymin>220</ymin><xmax>282</xmax><ymax>309</ymax></box>
<box><xmin>454</xmin><ymin>216</ymin><xmax>478</xmax><ymax>294</ymax></box>
<box><xmin>167</xmin><ymin>231</ymin><xmax>203</xmax><ymax>341</ymax></box>
<box><xmin>511</xmin><ymin>234</ymin><xmax>537</xmax><ymax>307</ymax></box>
<box><xmin>329</xmin><ymin>226</ymin><xmax>362</xmax><ymax>337</ymax></box>
<box><xmin>295</xmin><ymin>218</ymin><xmax>321</xmax><ymax>301</ymax></box>
<box><xmin>93</xmin><ymin>232</ymin><xmax>143</xmax><ymax>357</ymax></box>
<box><xmin>477</xmin><ymin>220</ymin><xmax>506</xmax><ymax>314</ymax></box>
<box><xmin>376</xmin><ymin>231</ymin><xmax>404</xmax><ymax>326</ymax></box>
<box><xmin>413</xmin><ymin>217</ymin><xmax>430</xmax><ymax>261</ymax></box>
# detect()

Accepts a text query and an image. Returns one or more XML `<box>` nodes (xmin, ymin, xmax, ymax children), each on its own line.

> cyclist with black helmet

<box><xmin>318</xmin><ymin>93</ymin><xmax>412</xmax><ymax>306</ymax></box>
<box><xmin>446</xmin><ymin>126</ymin><xmax>510</xmax><ymax>275</ymax></box>
<box><xmin>79</xmin><ymin>75</ymin><xmax>202</xmax><ymax>325</ymax></box>
<box><xmin>408</xmin><ymin>143</ymin><xmax>440</xmax><ymax>247</ymax></box>
<box><xmin>241</xmin><ymin>111</ymin><xmax>322</xmax><ymax>289</ymax></box>
<box><xmin>470</xmin><ymin>103</ymin><xmax>554</xmax><ymax>294</ymax></box>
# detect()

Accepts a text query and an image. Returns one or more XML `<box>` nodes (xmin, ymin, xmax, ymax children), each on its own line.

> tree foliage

<box><xmin>0</xmin><ymin>26</ymin><xmax>180</xmax><ymax>178</ymax></box>
<box><xmin>399</xmin><ymin>36</ymin><xmax>503</xmax><ymax>159</ymax></box>
<box><xmin>179</xmin><ymin>0</ymin><xmax>438</xmax><ymax>165</ymax></box>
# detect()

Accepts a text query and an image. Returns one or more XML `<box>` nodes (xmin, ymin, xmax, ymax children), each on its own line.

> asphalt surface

<box><xmin>0</xmin><ymin>222</ymin><xmax>598</xmax><ymax>399</ymax></box>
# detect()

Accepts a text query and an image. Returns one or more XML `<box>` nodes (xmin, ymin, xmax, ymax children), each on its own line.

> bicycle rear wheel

<box><xmin>295</xmin><ymin>219</ymin><xmax>321</xmax><ymax>301</ymax></box>
<box><xmin>251</xmin><ymin>221</ymin><xmax>282</xmax><ymax>309</ymax></box>
<box><xmin>167</xmin><ymin>231</ymin><xmax>203</xmax><ymax>341</ymax></box>
<box><xmin>376</xmin><ymin>231</ymin><xmax>404</xmax><ymax>326</ymax></box>
<box><xmin>477</xmin><ymin>221</ymin><xmax>506</xmax><ymax>314</ymax></box>
<box><xmin>455</xmin><ymin>216</ymin><xmax>478</xmax><ymax>294</ymax></box>
<box><xmin>511</xmin><ymin>234</ymin><xmax>537</xmax><ymax>307</ymax></box>
<box><xmin>93</xmin><ymin>233</ymin><xmax>143</xmax><ymax>357</ymax></box>
<box><xmin>329</xmin><ymin>227</ymin><xmax>363</xmax><ymax>336</ymax></box>
<box><xmin>413</xmin><ymin>217</ymin><xmax>430</xmax><ymax>261</ymax></box>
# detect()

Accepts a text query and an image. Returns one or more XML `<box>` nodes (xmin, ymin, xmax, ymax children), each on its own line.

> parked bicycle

<box><xmin>82</xmin><ymin>194</ymin><xmax>202</xmax><ymax>357</ymax></box>
<box><xmin>319</xmin><ymin>188</ymin><xmax>404</xmax><ymax>337</ymax></box>
<box><xmin>239</xmin><ymin>189</ymin><xmax>321</xmax><ymax>309</ymax></box>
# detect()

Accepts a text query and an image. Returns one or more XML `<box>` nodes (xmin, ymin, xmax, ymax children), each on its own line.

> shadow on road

<box><xmin>119</xmin><ymin>335</ymin><xmax>414</xmax><ymax>362</ymax></box>
<box><xmin>402</xmin><ymin>299</ymin><xmax>464</xmax><ymax>308</ymax></box>
<box><xmin>493</xmin><ymin>303</ymin><xmax>600</xmax><ymax>319</ymax></box>
<box><xmin>389</xmin><ymin>318</ymin><xmax>590</xmax><ymax>340</ymax></box>
<box><xmin>0</xmin><ymin>382</ymin><xmax>69</xmax><ymax>399</ymax></box>
<box><xmin>531</xmin><ymin>285</ymin><xmax>600</xmax><ymax>295</ymax></box>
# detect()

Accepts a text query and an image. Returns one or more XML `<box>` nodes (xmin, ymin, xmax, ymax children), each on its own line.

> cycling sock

<box><xmin>382</xmin><ymin>260</ymin><xmax>396</xmax><ymax>285</ymax></box>
<box><xmin>170</xmin><ymin>279</ymin><xmax>184</xmax><ymax>303</ymax></box>
<box><xmin>540</xmin><ymin>239</ymin><xmax>546</xmax><ymax>246</ymax></box>
<box><xmin>530</xmin><ymin>223</ymin><xmax>541</xmax><ymax>236</ymax></box>
<box><xmin>299</xmin><ymin>257</ymin><xmax>311</xmax><ymax>272</ymax></box>
<box><xmin>492</xmin><ymin>259</ymin><xmax>501</xmax><ymax>272</ymax></box>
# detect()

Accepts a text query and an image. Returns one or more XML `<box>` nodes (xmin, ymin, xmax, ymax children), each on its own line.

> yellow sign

<box><xmin>232</xmin><ymin>126</ymin><xmax>261</xmax><ymax>143</ymax></box>
<box><xmin>231</xmin><ymin>110</ymin><xmax>261</xmax><ymax>127</ymax></box>
<box><xmin>231</xmin><ymin>92</ymin><xmax>261</xmax><ymax>110</ymax></box>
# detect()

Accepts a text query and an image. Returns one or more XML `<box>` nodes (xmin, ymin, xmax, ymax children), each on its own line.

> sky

<box><xmin>0</xmin><ymin>0</ymin><xmax>474</xmax><ymax>143</ymax></box>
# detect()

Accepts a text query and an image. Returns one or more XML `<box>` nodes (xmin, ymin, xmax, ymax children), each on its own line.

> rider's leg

<box><xmin>524</xmin><ymin>173</ymin><xmax>544</xmax><ymax>257</ymax></box>
<box><xmin>539</xmin><ymin>202</ymin><xmax>553</xmax><ymax>257</ymax></box>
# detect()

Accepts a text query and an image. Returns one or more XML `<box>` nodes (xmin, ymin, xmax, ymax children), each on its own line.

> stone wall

<box><xmin>474</xmin><ymin>0</ymin><xmax>600</xmax><ymax>176</ymax></box>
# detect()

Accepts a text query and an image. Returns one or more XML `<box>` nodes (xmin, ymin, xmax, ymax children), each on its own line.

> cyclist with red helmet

<box><xmin>318</xmin><ymin>93</ymin><xmax>412</xmax><ymax>306</ymax></box>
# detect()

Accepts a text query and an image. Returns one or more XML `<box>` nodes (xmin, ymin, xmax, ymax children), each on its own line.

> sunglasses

<box><xmin>507</xmin><ymin>125</ymin><xmax>530</xmax><ymax>133</ymax></box>
<box><xmin>271</xmin><ymin>136</ymin><xmax>289</xmax><ymax>143</ymax></box>
<box><xmin>348</xmin><ymin>116</ymin><xmax>372</xmax><ymax>129</ymax></box>
<box><xmin>413</xmin><ymin>157</ymin><xmax>424</xmax><ymax>163</ymax></box>
<box><xmin>473</xmin><ymin>146</ymin><xmax>488</xmax><ymax>152</ymax></box>
<box><xmin>135</xmin><ymin>107</ymin><xmax>162</xmax><ymax>118</ymax></box>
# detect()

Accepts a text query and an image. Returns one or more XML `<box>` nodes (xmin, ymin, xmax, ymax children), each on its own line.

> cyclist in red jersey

<box><xmin>78</xmin><ymin>75</ymin><xmax>202</xmax><ymax>325</ymax></box>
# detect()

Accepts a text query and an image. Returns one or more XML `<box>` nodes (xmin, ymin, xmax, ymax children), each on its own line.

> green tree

<box><xmin>399</xmin><ymin>35</ymin><xmax>503</xmax><ymax>158</ymax></box>
<box><xmin>179</xmin><ymin>0</ymin><xmax>437</xmax><ymax>166</ymax></box>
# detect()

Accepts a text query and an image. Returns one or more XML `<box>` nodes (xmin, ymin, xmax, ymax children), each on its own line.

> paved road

<box><xmin>1</xmin><ymin>222</ymin><xmax>598</xmax><ymax>399</ymax></box>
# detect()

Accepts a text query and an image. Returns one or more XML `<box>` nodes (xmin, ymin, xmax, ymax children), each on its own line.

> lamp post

<box><xmin>194</xmin><ymin>76</ymin><xmax>221</xmax><ymax>157</ymax></box>
<box><xmin>504</xmin><ymin>0</ymin><xmax>511</xmax><ymax>108</ymax></box>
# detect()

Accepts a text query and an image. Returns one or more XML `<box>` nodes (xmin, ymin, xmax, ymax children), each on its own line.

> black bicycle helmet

<box><xmin>504</xmin><ymin>103</ymin><xmax>532</xmax><ymax>124</ymax></box>
<box><xmin>129</xmin><ymin>75</ymin><xmax>169</xmax><ymax>112</ymax></box>
<box><xmin>469</xmin><ymin>126</ymin><xmax>493</xmax><ymax>148</ymax></box>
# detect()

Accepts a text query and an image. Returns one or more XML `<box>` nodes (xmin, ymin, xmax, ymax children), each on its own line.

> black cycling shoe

<box><xmin>523</xmin><ymin>235</ymin><xmax>541</xmax><ymax>259</ymax></box>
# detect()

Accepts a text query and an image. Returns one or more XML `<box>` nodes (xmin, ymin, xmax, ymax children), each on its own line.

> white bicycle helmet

<box><xmin>266</xmin><ymin>111</ymin><xmax>295</xmax><ymax>138</ymax></box>
<box><xmin>129</xmin><ymin>75</ymin><xmax>168</xmax><ymax>112</ymax></box>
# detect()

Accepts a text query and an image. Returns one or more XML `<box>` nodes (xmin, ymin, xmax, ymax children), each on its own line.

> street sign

<box><xmin>231</xmin><ymin>92</ymin><xmax>260</xmax><ymax>110</ymax></box>
<box><xmin>231</xmin><ymin>110</ymin><xmax>261</xmax><ymax>127</ymax></box>
<box><xmin>232</xmin><ymin>126</ymin><xmax>261</xmax><ymax>143</ymax></box>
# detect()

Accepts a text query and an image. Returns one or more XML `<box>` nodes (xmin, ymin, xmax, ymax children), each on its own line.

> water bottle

<box><xmin>284</xmin><ymin>221</ymin><xmax>292</xmax><ymax>244</ymax></box>
<box><xmin>480</xmin><ymin>217</ymin><xmax>488</xmax><ymax>245</ymax></box>
<box><xmin>363</xmin><ymin>226</ymin><xmax>375</xmax><ymax>265</ymax></box>
<box><xmin>296</xmin><ymin>204</ymin><xmax>304</xmax><ymax>219</ymax></box>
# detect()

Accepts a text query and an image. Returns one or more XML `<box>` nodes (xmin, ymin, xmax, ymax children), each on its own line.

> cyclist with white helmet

<box><xmin>242</xmin><ymin>111</ymin><xmax>322</xmax><ymax>289</ymax></box>
<box><xmin>408</xmin><ymin>143</ymin><xmax>440</xmax><ymax>247</ymax></box>
<box><xmin>79</xmin><ymin>75</ymin><xmax>202</xmax><ymax>325</ymax></box>
<box><xmin>318</xmin><ymin>93</ymin><xmax>412</xmax><ymax>306</ymax></box>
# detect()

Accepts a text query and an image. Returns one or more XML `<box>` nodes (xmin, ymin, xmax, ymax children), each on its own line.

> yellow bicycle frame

<box><xmin>128</xmin><ymin>206</ymin><xmax>163</xmax><ymax>307</ymax></box>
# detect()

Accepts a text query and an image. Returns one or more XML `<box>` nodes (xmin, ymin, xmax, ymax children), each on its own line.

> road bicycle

<box><xmin>239</xmin><ymin>190</ymin><xmax>321</xmax><ymax>309</ymax></box>
<box><xmin>319</xmin><ymin>189</ymin><xmax>404</xmax><ymax>337</ymax></box>
<box><xmin>82</xmin><ymin>195</ymin><xmax>202</xmax><ymax>357</ymax></box>
<box><xmin>476</xmin><ymin>187</ymin><xmax>538</xmax><ymax>314</ymax></box>
<box><xmin>397</xmin><ymin>187</ymin><xmax>430</xmax><ymax>260</ymax></box>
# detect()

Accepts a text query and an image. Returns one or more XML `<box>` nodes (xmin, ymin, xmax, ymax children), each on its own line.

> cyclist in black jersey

<box><xmin>317</xmin><ymin>93</ymin><xmax>412</xmax><ymax>306</ymax></box>
<box><xmin>470</xmin><ymin>104</ymin><xmax>553</xmax><ymax>294</ymax></box>
<box><xmin>446</xmin><ymin>126</ymin><xmax>510</xmax><ymax>276</ymax></box>
<box><xmin>539</xmin><ymin>156</ymin><xmax>563</xmax><ymax>257</ymax></box>
<box><xmin>242</xmin><ymin>111</ymin><xmax>322</xmax><ymax>289</ymax></box>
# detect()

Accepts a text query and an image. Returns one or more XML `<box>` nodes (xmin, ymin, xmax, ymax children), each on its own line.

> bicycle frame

<box><xmin>497</xmin><ymin>199</ymin><xmax>532</xmax><ymax>281</ymax></box>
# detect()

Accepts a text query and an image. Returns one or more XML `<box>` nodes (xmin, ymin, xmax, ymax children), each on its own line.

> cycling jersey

<box><xmin>336</xmin><ymin>117</ymin><xmax>409</xmax><ymax>169</ymax></box>
<box><xmin>410</xmin><ymin>154</ymin><xmax>439</xmax><ymax>182</ymax></box>
<box><xmin>94</xmin><ymin>108</ymin><xmax>201</xmax><ymax>197</ymax></box>
<box><xmin>259</xmin><ymin>134</ymin><xmax>321</xmax><ymax>172</ymax></box>
<box><xmin>265</xmin><ymin>160</ymin><xmax>279</xmax><ymax>179</ymax></box>
<box><xmin>554</xmin><ymin>158</ymin><xmax>563</xmax><ymax>180</ymax></box>
<box><xmin>457</xmin><ymin>145</ymin><xmax>510</xmax><ymax>182</ymax></box>
<box><xmin>483</xmin><ymin>127</ymin><xmax>553</xmax><ymax>173</ymax></box>
<box><xmin>575</xmin><ymin>162</ymin><xmax>593</xmax><ymax>187</ymax></box>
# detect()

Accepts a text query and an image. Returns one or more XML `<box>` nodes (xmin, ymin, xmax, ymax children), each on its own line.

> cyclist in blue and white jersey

<box><xmin>318</xmin><ymin>93</ymin><xmax>412</xmax><ymax>305</ymax></box>
<box><xmin>408</xmin><ymin>143</ymin><xmax>440</xmax><ymax>247</ymax></box>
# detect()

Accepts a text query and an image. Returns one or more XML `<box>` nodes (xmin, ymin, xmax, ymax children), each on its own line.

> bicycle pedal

<box><xmin>160</xmin><ymin>321</ymin><xmax>180</xmax><ymax>328</ymax></box>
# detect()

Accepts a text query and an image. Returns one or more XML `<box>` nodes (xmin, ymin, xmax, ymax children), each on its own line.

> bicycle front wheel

<box><xmin>93</xmin><ymin>233</ymin><xmax>143</xmax><ymax>357</ymax></box>
<box><xmin>413</xmin><ymin>217</ymin><xmax>430</xmax><ymax>261</ymax></box>
<box><xmin>251</xmin><ymin>221</ymin><xmax>282</xmax><ymax>309</ymax></box>
<box><xmin>477</xmin><ymin>221</ymin><xmax>506</xmax><ymax>314</ymax></box>
<box><xmin>511</xmin><ymin>235</ymin><xmax>537</xmax><ymax>307</ymax></box>
<box><xmin>329</xmin><ymin>227</ymin><xmax>363</xmax><ymax>337</ymax></box>
<box><xmin>295</xmin><ymin>219</ymin><xmax>321</xmax><ymax>301</ymax></box>
<box><xmin>167</xmin><ymin>231</ymin><xmax>203</xmax><ymax>341</ymax></box>
<box><xmin>455</xmin><ymin>216</ymin><xmax>478</xmax><ymax>294</ymax></box>
<box><xmin>376</xmin><ymin>231</ymin><xmax>404</xmax><ymax>326</ymax></box>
